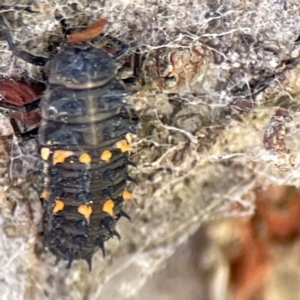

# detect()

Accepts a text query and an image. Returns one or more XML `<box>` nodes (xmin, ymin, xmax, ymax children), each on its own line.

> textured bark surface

<box><xmin>1</xmin><ymin>1</ymin><xmax>300</xmax><ymax>299</ymax></box>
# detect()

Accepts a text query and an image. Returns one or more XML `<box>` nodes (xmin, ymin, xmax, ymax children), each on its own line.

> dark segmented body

<box><xmin>40</xmin><ymin>44</ymin><xmax>138</xmax><ymax>268</ymax></box>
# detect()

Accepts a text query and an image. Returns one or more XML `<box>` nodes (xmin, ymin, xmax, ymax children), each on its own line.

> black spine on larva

<box><xmin>40</xmin><ymin>44</ymin><xmax>138</xmax><ymax>268</ymax></box>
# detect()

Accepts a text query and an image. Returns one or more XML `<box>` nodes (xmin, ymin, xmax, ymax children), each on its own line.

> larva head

<box><xmin>48</xmin><ymin>45</ymin><xmax>117</xmax><ymax>89</ymax></box>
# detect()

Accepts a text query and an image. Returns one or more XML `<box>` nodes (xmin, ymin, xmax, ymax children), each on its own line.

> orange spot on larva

<box><xmin>53</xmin><ymin>200</ymin><xmax>65</xmax><ymax>214</ymax></box>
<box><xmin>115</xmin><ymin>139</ymin><xmax>133</xmax><ymax>153</ymax></box>
<box><xmin>41</xmin><ymin>147</ymin><xmax>51</xmax><ymax>160</ymax></box>
<box><xmin>53</xmin><ymin>150</ymin><xmax>74</xmax><ymax>165</ymax></box>
<box><xmin>78</xmin><ymin>205</ymin><xmax>93</xmax><ymax>221</ymax></box>
<box><xmin>103</xmin><ymin>199</ymin><xmax>115</xmax><ymax>217</ymax></box>
<box><xmin>122</xmin><ymin>190</ymin><xmax>135</xmax><ymax>201</ymax></box>
<box><xmin>40</xmin><ymin>189</ymin><xmax>49</xmax><ymax>199</ymax></box>
<box><xmin>67</xmin><ymin>18</ymin><xmax>108</xmax><ymax>43</ymax></box>
<box><xmin>101</xmin><ymin>150</ymin><xmax>112</xmax><ymax>162</ymax></box>
<box><xmin>79</xmin><ymin>153</ymin><xmax>92</xmax><ymax>164</ymax></box>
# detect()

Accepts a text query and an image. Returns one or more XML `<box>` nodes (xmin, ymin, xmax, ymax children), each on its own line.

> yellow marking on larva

<box><xmin>122</xmin><ymin>190</ymin><xmax>135</xmax><ymax>201</ymax></box>
<box><xmin>100</xmin><ymin>150</ymin><xmax>112</xmax><ymax>162</ymax></box>
<box><xmin>125</xmin><ymin>133</ymin><xmax>132</xmax><ymax>143</ymax></box>
<box><xmin>46</xmin><ymin>140</ymin><xmax>52</xmax><ymax>145</ymax></box>
<box><xmin>40</xmin><ymin>189</ymin><xmax>49</xmax><ymax>199</ymax></box>
<box><xmin>115</xmin><ymin>139</ymin><xmax>133</xmax><ymax>153</ymax></box>
<box><xmin>41</xmin><ymin>147</ymin><xmax>51</xmax><ymax>160</ymax></box>
<box><xmin>53</xmin><ymin>200</ymin><xmax>65</xmax><ymax>214</ymax></box>
<box><xmin>78</xmin><ymin>205</ymin><xmax>93</xmax><ymax>221</ymax></box>
<box><xmin>79</xmin><ymin>153</ymin><xmax>92</xmax><ymax>164</ymax></box>
<box><xmin>102</xmin><ymin>199</ymin><xmax>115</xmax><ymax>217</ymax></box>
<box><xmin>53</xmin><ymin>150</ymin><xmax>74</xmax><ymax>165</ymax></box>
